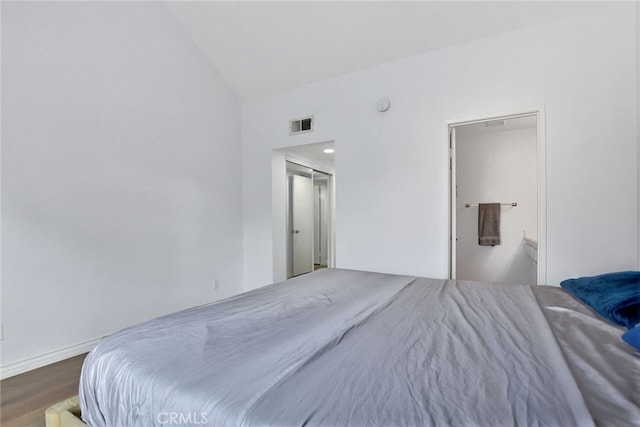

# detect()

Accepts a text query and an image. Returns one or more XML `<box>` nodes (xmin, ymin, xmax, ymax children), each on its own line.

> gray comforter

<box><xmin>80</xmin><ymin>269</ymin><xmax>639</xmax><ymax>426</ymax></box>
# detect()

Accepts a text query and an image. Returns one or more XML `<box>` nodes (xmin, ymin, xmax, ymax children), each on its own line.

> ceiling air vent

<box><xmin>290</xmin><ymin>116</ymin><xmax>314</xmax><ymax>135</ymax></box>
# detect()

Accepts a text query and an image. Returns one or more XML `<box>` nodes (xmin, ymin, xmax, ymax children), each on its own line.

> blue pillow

<box><xmin>560</xmin><ymin>271</ymin><xmax>640</xmax><ymax>329</ymax></box>
<box><xmin>622</xmin><ymin>325</ymin><xmax>640</xmax><ymax>350</ymax></box>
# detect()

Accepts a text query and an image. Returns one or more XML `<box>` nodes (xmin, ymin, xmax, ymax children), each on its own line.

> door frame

<box><xmin>446</xmin><ymin>106</ymin><xmax>547</xmax><ymax>285</ymax></box>
<box><xmin>312</xmin><ymin>172</ymin><xmax>331</xmax><ymax>266</ymax></box>
<box><xmin>284</xmin><ymin>157</ymin><xmax>335</xmax><ymax>278</ymax></box>
<box><xmin>290</xmin><ymin>173</ymin><xmax>315</xmax><ymax>276</ymax></box>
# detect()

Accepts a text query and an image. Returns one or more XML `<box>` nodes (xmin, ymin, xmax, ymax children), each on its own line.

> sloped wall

<box><xmin>2</xmin><ymin>2</ymin><xmax>243</xmax><ymax>373</ymax></box>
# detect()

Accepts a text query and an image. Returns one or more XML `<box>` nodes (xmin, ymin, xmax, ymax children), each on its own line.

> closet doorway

<box><xmin>448</xmin><ymin>109</ymin><xmax>546</xmax><ymax>285</ymax></box>
<box><xmin>286</xmin><ymin>161</ymin><xmax>333</xmax><ymax>277</ymax></box>
<box><xmin>273</xmin><ymin>141</ymin><xmax>335</xmax><ymax>280</ymax></box>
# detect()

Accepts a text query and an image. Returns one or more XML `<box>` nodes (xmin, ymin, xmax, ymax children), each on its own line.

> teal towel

<box><xmin>561</xmin><ymin>271</ymin><xmax>640</xmax><ymax>329</ymax></box>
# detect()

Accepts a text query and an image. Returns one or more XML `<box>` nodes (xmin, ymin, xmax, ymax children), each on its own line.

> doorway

<box><xmin>448</xmin><ymin>109</ymin><xmax>546</xmax><ymax>285</ymax></box>
<box><xmin>286</xmin><ymin>162</ymin><xmax>334</xmax><ymax>277</ymax></box>
<box><xmin>274</xmin><ymin>141</ymin><xmax>335</xmax><ymax>280</ymax></box>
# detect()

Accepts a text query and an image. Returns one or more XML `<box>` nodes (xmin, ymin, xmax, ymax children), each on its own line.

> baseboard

<box><xmin>0</xmin><ymin>337</ymin><xmax>102</xmax><ymax>380</ymax></box>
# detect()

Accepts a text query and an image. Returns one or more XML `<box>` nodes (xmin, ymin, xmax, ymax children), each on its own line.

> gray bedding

<box><xmin>533</xmin><ymin>286</ymin><xmax>640</xmax><ymax>425</ymax></box>
<box><xmin>80</xmin><ymin>269</ymin><xmax>639</xmax><ymax>426</ymax></box>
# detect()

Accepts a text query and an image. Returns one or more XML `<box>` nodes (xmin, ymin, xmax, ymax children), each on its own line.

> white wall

<box><xmin>455</xmin><ymin>126</ymin><xmax>537</xmax><ymax>285</ymax></box>
<box><xmin>1</xmin><ymin>2</ymin><xmax>243</xmax><ymax>373</ymax></box>
<box><xmin>242</xmin><ymin>4</ymin><xmax>639</xmax><ymax>288</ymax></box>
<box><xmin>637</xmin><ymin>1</ymin><xmax>640</xmax><ymax>270</ymax></box>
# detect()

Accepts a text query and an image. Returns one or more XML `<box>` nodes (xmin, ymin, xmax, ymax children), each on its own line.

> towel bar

<box><xmin>464</xmin><ymin>202</ymin><xmax>517</xmax><ymax>208</ymax></box>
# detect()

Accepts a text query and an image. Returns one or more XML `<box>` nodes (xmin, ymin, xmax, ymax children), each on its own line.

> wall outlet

<box><xmin>0</xmin><ymin>322</ymin><xmax>4</xmax><ymax>341</ymax></box>
<box><xmin>213</xmin><ymin>279</ymin><xmax>220</xmax><ymax>290</ymax></box>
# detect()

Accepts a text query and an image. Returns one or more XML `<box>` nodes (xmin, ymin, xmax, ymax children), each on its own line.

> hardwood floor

<box><xmin>1</xmin><ymin>353</ymin><xmax>87</xmax><ymax>427</ymax></box>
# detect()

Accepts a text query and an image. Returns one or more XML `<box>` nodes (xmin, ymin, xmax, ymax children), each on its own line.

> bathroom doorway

<box><xmin>448</xmin><ymin>109</ymin><xmax>546</xmax><ymax>285</ymax></box>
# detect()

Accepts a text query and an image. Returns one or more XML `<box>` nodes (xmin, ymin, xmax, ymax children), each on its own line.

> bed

<box><xmin>78</xmin><ymin>268</ymin><xmax>639</xmax><ymax>426</ymax></box>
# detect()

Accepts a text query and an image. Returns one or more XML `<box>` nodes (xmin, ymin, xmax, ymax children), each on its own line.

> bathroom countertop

<box><xmin>523</xmin><ymin>233</ymin><xmax>538</xmax><ymax>249</ymax></box>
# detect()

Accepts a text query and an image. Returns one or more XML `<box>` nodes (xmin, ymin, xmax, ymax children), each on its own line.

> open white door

<box><xmin>292</xmin><ymin>174</ymin><xmax>314</xmax><ymax>276</ymax></box>
<box><xmin>449</xmin><ymin>126</ymin><xmax>457</xmax><ymax>279</ymax></box>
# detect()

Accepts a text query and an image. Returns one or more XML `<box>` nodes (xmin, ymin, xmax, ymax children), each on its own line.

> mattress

<box><xmin>79</xmin><ymin>268</ymin><xmax>639</xmax><ymax>426</ymax></box>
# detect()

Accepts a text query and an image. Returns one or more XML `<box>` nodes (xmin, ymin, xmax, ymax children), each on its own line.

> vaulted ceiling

<box><xmin>165</xmin><ymin>1</ymin><xmax>614</xmax><ymax>100</ymax></box>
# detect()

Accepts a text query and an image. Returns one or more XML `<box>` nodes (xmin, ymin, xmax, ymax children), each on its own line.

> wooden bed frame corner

<box><xmin>45</xmin><ymin>395</ymin><xmax>87</xmax><ymax>427</ymax></box>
